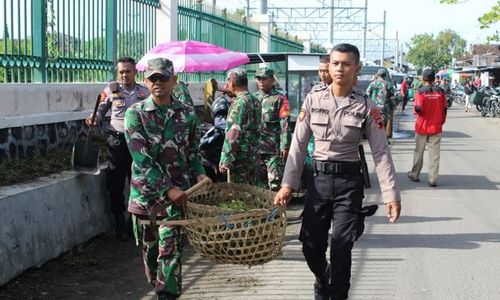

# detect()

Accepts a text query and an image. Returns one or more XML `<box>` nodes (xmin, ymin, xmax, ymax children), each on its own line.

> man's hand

<box><xmin>280</xmin><ymin>149</ymin><xmax>289</xmax><ymax>162</ymax></box>
<box><xmin>385</xmin><ymin>201</ymin><xmax>401</xmax><ymax>223</ymax></box>
<box><xmin>218</xmin><ymin>164</ymin><xmax>229</xmax><ymax>174</ymax></box>
<box><xmin>167</xmin><ymin>187</ymin><xmax>187</xmax><ymax>206</ymax></box>
<box><xmin>273</xmin><ymin>186</ymin><xmax>293</xmax><ymax>206</ymax></box>
<box><xmin>85</xmin><ymin>115</ymin><xmax>96</xmax><ymax>127</ymax></box>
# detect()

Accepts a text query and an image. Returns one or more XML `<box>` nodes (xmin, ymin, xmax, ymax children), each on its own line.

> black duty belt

<box><xmin>314</xmin><ymin>160</ymin><xmax>361</xmax><ymax>175</ymax></box>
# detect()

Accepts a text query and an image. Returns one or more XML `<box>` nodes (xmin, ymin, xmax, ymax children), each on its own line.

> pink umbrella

<box><xmin>136</xmin><ymin>40</ymin><xmax>250</xmax><ymax>73</ymax></box>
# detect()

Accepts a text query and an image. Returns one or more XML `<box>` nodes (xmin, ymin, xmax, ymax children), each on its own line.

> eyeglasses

<box><xmin>148</xmin><ymin>75</ymin><xmax>169</xmax><ymax>83</ymax></box>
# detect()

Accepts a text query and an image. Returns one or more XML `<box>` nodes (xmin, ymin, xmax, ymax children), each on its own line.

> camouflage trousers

<box><xmin>257</xmin><ymin>153</ymin><xmax>284</xmax><ymax>191</ymax></box>
<box><xmin>132</xmin><ymin>208</ymin><xmax>184</xmax><ymax>297</ymax></box>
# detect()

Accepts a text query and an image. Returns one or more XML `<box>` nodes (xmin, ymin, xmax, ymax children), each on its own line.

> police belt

<box><xmin>314</xmin><ymin>160</ymin><xmax>361</xmax><ymax>175</ymax></box>
<box><xmin>108</xmin><ymin>130</ymin><xmax>125</xmax><ymax>139</ymax></box>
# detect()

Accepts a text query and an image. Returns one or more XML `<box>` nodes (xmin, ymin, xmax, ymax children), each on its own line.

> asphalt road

<box><xmin>179</xmin><ymin>102</ymin><xmax>500</xmax><ymax>300</ymax></box>
<box><xmin>2</xmin><ymin>102</ymin><xmax>499</xmax><ymax>300</ymax></box>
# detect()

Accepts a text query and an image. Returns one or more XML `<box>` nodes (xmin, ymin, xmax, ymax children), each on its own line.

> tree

<box><xmin>440</xmin><ymin>0</ymin><xmax>499</xmax><ymax>42</ymax></box>
<box><xmin>406</xmin><ymin>30</ymin><xmax>466</xmax><ymax>71</ymax></box>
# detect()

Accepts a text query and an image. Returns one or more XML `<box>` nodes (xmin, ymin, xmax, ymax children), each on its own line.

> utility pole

<box><xmin>362</xmin><ymin>0</ymin><xmax>368</xmax><ymax>62</ymax></box>
<box><xmin>380</xmin><ymin>10</ymin><xmax>386</xmax><ymax>67</ymax></box>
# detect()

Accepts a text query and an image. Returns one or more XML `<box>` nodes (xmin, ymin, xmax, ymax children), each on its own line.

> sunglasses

<box><xmin>148</xmin><ymin>75</ymin><xmax>170</xmax><ymax>83</ymax></box>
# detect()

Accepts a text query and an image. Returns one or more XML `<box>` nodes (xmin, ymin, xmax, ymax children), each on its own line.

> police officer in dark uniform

<box><xmin>274</xmin><ymin>44</ymin><xmax>401</xmax><ymax>300</ymax></box>
<box><xmin>86</xmin><ymin>57</ymin><xmax>150</xmax><ymax>241</ymax></box>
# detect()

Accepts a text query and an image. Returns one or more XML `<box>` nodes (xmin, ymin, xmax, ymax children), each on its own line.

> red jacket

<box><xmin>400</xmin><ymin>80</ymin><xmax>408</xmax><ymax>96</ymax></box>
<box><xmin>414</xmin><ymin>85</ymin><xmax>447</xmax><ymax>135</ymax></box>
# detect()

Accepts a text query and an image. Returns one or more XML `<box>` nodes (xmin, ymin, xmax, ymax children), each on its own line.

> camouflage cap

<box><xmin>255</xmin><ymin>67</ymin><xmax>274</xmax><ymax>78</ymax></box>
<box><xmin>226</xmin><ymin>68</ymin><xmax>247</xmax><ymax>81</ymax></box>
<box><xmin>144</xmin><ymin>57</ymin><xmax>174</xmax><ymax>79</ymax></box>
<box><xmin>376</xmin><ymin>68</ymin><xmax>388</xmax><ymax>76</ymax></box>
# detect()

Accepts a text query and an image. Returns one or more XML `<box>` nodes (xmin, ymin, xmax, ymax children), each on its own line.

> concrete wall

<box><xmin>0</xmin><ymin>169</ymin><xmax>110</xmax><ymax>286</ymax></box>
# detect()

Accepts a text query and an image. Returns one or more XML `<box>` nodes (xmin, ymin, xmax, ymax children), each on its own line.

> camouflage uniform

<box><xmin>254</xmin><ymin>67</ymin><xmax>292</xmax><ymax>191</ymax></box>
<box><xmin>173</xmin><ymin>80</ymin><xmax>194</xmax><ymax>106</ymax></box>
<box><xmin>366</xmin><ymin>71</ymin><xmax>395</xmax><ymax>138</ymax></box>
<box><xmin>124</xmin><ymin>58</ymin><xmax>204</xmax><ymax>298</ymax></box>
<box><xmin>219</xmin><ymin>89</ymin><xmax>261</xmax><ymax>185</ymax></box>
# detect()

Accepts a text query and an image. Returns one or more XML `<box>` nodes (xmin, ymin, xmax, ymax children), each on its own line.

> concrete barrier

<box><xmin>0</xmin><ymin>170</ymin><xmax>111</xmax><ymax>286</ymax></box>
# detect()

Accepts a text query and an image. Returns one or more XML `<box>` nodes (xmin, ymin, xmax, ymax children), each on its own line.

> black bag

<box><xmin>464</xmin><ymin>85</ymin><xmax>473</xmax><ymax>95</ymax></box>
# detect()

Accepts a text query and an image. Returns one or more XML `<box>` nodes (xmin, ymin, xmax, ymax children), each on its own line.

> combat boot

<box><xmin>314</xmin><ymin>264</ymin><xmax>331</xmax><ymax>300</ymax></box>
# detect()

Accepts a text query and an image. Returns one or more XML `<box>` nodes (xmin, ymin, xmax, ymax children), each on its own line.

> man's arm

<box><xmin>219</xmin><ymin>98</ymin><xmax>244</xmax><ymax>170</ymax></box>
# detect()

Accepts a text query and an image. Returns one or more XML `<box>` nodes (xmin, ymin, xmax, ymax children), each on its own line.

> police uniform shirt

<box><xmin>95</xmin><ymin>83</ymin><xmax>150</xmax><ymax>133</ymax></box>
<box><xmin>282</xmin><ymin>86</ymin><xmax>401</xmax><ymax>203</ymax></box>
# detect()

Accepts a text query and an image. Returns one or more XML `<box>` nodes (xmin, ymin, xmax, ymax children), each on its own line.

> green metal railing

<box><xmin>0</xmin><ymin>0</ymin><xmax>158</xmax><ymax>83</ymax></box>
<box><xmin>1</xmin><ymin>0</ymin><xmax>304</xmax><ymax>84</ymax></box>
<box><xmin>177</xmin><ymin>1</ymin><xmax>261</xmax><ymax>82</ymax></box>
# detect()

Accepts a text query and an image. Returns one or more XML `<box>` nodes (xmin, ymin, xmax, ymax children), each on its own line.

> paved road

<box><xmin>172</xmin><ymin>103</ymin><xmax>500</xmax><ymax>300</ymax></box>
<box><xmin>4</xmin><ymin>102</ymin><xmax>499</xmax><ymax>300</ymax></box>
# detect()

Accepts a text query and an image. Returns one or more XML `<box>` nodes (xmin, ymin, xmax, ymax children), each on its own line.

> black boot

<box><xmin>314</xmin><ymin>264</ymin><xmax>331</xmax><ymax>300</ymax></box>
<box><xmin>114</xmin><ymin>213</ymin><xmax>129</xmax><ymax>241</ymax></box>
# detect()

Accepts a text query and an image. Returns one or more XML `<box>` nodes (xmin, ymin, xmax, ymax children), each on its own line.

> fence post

<box><xmin>32</xmin><ymin>0</ymin><xmax>47</xmax><ymax>83</ymax></box>
<box><xmin>196</xmin><ymin>0</ymin><xmax>202</xmax><ymax>41</ymax></box>
<box><xmin>222</xmin><ymin>8</ymin><xmax>227</xmax><ymax>48</ymax></box>
<box><xmin>106</xmin><ymin>0</ymin><xmax>117</xmax><ymax>78</ymax></box>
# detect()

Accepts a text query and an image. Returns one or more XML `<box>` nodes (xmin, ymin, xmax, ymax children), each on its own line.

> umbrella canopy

<box><xmin>136</xmin><ymin>40</ymin><xmax>250</xmax><ymax>73</ymax></box>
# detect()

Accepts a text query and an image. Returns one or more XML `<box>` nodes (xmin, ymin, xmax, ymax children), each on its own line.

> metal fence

<box><xmin>1</xmin><ymin>0</ymin><xmax>305</xmax><ymax>84</ymax></box>
<box><xmin>0</xmin><ymin>0</ymin><xmax>158</xmax><ymax>83</ymax></box>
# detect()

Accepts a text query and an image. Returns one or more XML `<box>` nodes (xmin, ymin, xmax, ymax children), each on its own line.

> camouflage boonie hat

<box><xmin>226</xmin><ymin>68</ymin><xmax>247</xmax><ymax>81</ymax></box>
<box><xmin>255</xmin><ymin>67</ymin><xmax>274</xmax><ymax>78</ymax></box>
<box><xmin>145</xmin><ymin>57</ymin><xmax>174</xmax><ymax>79</ymax></box>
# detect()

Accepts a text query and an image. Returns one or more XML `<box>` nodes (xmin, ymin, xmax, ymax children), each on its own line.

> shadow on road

<box><xmin>359</xmin><ymin>232</ymin><xmax>500</xmax><ymax>250</ymax></box>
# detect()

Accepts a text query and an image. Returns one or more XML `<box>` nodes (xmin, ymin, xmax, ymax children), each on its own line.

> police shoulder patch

<box><xmin>370</xmin><ymin>107</ymin><xmax>384</xmax><ymax>129</ymax></box>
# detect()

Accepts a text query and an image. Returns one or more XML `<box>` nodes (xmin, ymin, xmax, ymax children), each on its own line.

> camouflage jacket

<box><xmin>366</xmin><ymin>78</ymin><xmax>395</xmax><ymax>107</ymax></box>
<box><xmin>124</xmin><ymin>95</ymin><xmax>204</xmax><ymax>216</ymax></box>
<box><xmin>253</xmin><ymin>87</ymin><xmax>291</xmax><ymax>154</ymax></box>
<box><xmin>219</xmin><ymin>91</ymin><xmax>261</xmax><ymax>169</ymax></box>
<box><xmin>173</xmin><ymin>80</ymin><xmax>194</xmax><ymax>106</ymax></box>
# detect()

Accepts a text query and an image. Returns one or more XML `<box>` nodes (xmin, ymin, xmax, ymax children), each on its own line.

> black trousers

<box><xmin>299</xmin><ymin>168</ymin><xmax>364</xmax><ymax>300</ymax></box>
<box><xmin>106</xmin><ymin>132</ymin><xmax>132</xmax><ymax>216</ymax></box>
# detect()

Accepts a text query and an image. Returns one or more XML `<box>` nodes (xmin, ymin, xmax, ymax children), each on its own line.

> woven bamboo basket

<box><xmin>184</xmin><ymin>183</ymin><xmax>287</xmax><ymax>266</ymax></box>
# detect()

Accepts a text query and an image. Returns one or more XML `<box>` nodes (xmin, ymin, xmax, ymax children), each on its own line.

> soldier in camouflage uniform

<box><xmin>253</xmin><ymin>67</ymin><xmax>291</xmax><ymax>191</ymax></box>
<box><xmin>219</xmin><ymin>68</ymin><xmax>261</xmax><ymax>185</ymax></box>
<box><xmin>366</xmin><ymin>69</ymin><xmax>395</xmax><ymax>139</ymax></box>
<box><xmin>86</xmin><ymin>56</ymin><xmax>150</xmax><ymax>241</ymax></box>
<box><xmin>124</xmin><ymin>58</ymin><xmax>211</xmax><ymax>300</ymax></box>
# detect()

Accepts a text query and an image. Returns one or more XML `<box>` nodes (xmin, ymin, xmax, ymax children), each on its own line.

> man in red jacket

<box><xmin>400</xmin><ymin>76</ymin><xmax>409</xmax><ymax>111</ymax></box>
<box><xmin>407</xmin><ymin>68</ymin><xmax>447</xmax><ymax>187</ymax></box>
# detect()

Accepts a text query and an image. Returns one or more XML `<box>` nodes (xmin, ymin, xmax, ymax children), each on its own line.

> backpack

<box><xmin>464</xmin><ymin>85</ymin><xmax>473</xmax><ymax>95</ymax></box>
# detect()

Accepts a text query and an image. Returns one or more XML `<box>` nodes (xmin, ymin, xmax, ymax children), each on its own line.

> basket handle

<box><xmin>147</xmin><ymin>177</ymin><xmax>212</xmax><ymax>230</ymax></box>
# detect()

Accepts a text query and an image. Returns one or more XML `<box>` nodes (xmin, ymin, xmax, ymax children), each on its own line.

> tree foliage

<box><xmin>440</xmin><ymin>0</ymin><xmax>499</xmax><ymax>42</ymax></box>
<box><xmin>406</xmin><ymin>29</ymin><xmax>466</xmax><ymax>71</ymax></box>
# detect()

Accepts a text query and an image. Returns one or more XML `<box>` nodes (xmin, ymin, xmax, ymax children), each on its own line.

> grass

<box><xmin>0</xmin><ymin>147</ymin><xmax>73</xmax><ymax>186</ymax></box>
